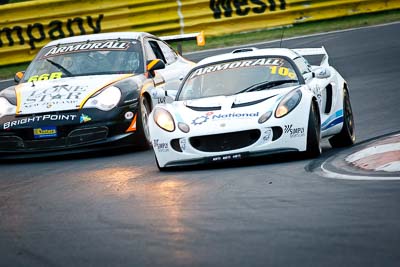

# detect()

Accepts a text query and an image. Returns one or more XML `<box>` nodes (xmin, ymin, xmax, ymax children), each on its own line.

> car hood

<box><xmin>183</xmin><ymin>88</ymin><xmax>290</xmax><ymax>108</ymax></box>
<box><xmin>171</xmin><ymin>86</ymin><xmax>299</xmax><ymax>130</ymax></box>
<box><xmin>15</xmin><ymin>74</ymin><xmax>133</xmax><ymax>115</ymax></box>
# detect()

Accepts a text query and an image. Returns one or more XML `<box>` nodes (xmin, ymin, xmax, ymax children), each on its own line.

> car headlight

<box><xmin>0</xmin><ymin>97</ymin><xmax>16</xmax><ymax>119</ymax></box>
<box><xmin>275</xmin><ymin>90</ymin><xmax>302</xmax><ymax>118</ymax></box>
<box><xmin>178</xmin><ymin>122</ymin><xmax>190</xmax><ymax>133</ymax></box>
<box><xmin>153</xmin><ymin>108</ymin><xmax>175</xmax><ymax>132</ymax></box>
<box><xmin>258</xmin><ymin>111</ymin><xmax>272</xmax><ymax>124</ymax></box>
<box><xmin>84</xmin><ymin>86</ymin><xmax>122</xmax><ymax>111</ymax></box>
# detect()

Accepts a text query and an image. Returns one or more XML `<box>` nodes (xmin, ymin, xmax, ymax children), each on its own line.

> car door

<box><xmin>144</xmin><ymin>38</ymin><xmax>189</xmax><ymax>92</ymax></box>
<box><xmin>294</xmin><ymin>56</ymin><xmax>336</xmax><ymax>120</ymax></box>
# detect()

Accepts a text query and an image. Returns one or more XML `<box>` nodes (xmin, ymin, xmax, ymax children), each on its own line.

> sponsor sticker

<box><xmin>3</xmin><ymin>114</ymin><xmax>77</xmax><ymax>130</ymax></box>
<box><xmin>262</xmin><ymin>128</ymin><xmax>273</xmax><ymax>143</ymax></box>
<box><xmin>153</xmin><ymin>139</ymin><xmax>169</xmax><ymax>152</ymax></box>
<box><xmin>191</xmin><ymin>111</ymin><xmax>259</xmax><ymax>126</ymax></box>
<box><xmin>190</xmin><ymin>58</ymin><xmax>285</xmax><ymax>78</ymax></box>
<box><xmin>43</xmin><ymin>40</ymin><xmax>130</xmax><ymax>58</ymax></box>
<box><xmin>33</xmin><ymin>126</ymin><xmax>57</xmax><ymax>139</ymax></box>
<box><xmin>157</xmin><ymin>97</ymin><xmax>166</xmax><ymax>104</ymax></box>
<box><xmin>284</xmin><ymin>124</ymin><xmax>305</xmax><ymax>138</ymax></box>
<box><xmin>179</xmin><ymin>138</ymin><xmax>187</xmax><ymax>151</ymax></box>
<box><xmin>124</xmin><ymin>111</ymin><xmax>134</xmax><ymax>120</ymax></box>
<box><xmin>80</xmin><ymin>114</ymin><xmax>92</xmax><ymax>123</ymax></box>
<box><xmin>23</xmin><ymin>84</ymin><xmax>89</xmax><ymax>109</ymax></box>
<box><xmin>312</xmin><ymin>84</ymin><xmax>323</xmax><ymax>107</ymax></box>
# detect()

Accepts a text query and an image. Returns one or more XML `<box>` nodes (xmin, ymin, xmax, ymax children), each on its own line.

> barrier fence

<box><xmin>0</xmin><ymin>0</ymin><xmax>399</xmax><ymax>67</ymax></box>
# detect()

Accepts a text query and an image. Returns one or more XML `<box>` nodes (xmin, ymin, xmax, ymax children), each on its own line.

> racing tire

<box><xmin>305</xmin><ymin>101</ymin><xmax>322</xmax><ymax>158</ymax></box>
<box><xmin>328</xmin><ymin>89</ymin><xmax>356</xmax><ymax>148</ymax></box>
<box><xmin>135</xmin><ymin>96</ymin><xmax>152</xmax><ymax>149</ymax></box>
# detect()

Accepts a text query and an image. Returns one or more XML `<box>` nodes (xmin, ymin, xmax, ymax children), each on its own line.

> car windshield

<box><xmin>178</xmin><ymin>56</ymin><xmax>300</xmax><ymax>101</ymax></box>
<box><xmin>22</xmin><ymin>39</ymin><xmax>144</xmax><ymax>82</ymax></box>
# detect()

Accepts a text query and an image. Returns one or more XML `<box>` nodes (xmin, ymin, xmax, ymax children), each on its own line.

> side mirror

<box><xmin>146</xmin><ymin>59</ymin><xmax>165</xmax><ymax>77</ymax></box>
<box><xmin>313</xmin><ymin>67</ymin><xmax>331</xmax><ymax>79</ymax></box>
<box><xmin>14</xmin><ymin>71</ymin><xmax>25</xmax><ymax>83</ymax></box>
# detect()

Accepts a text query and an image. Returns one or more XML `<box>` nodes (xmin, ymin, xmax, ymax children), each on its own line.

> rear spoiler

<box><xmin>161</xmin><ymin>31</ymin><xmax>205</xmax><ymax>54</ymax></box>
<box><xmin>293</xmin><ymin>46</ymin><xmax>329</xmax><ymax>67</ymax></box>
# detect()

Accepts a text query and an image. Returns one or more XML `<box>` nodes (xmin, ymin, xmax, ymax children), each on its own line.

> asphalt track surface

<box><xmin>1</xmin><ymin>23</ymin><xmax>400</xmax><ymax>267</ymax></box>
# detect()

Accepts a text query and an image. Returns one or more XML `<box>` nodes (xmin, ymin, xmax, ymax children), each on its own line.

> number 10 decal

<box><xmin>270</xmin><ymin>66</ymin><xmax>296</xmax><ymax>79</ymax></box>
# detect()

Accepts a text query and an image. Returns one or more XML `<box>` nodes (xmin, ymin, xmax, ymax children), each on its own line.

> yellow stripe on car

<box><xmin>15</xmin><ymin>84</ymin><xmax>23</xmax><ymax>114</ymax></box>
<box><xmin>147</xmin><ymin>59</ymin><xmax>160</xmax><ymax>71</ymax></box>
<box><xmin>78</xmin><ymin>74</ymin><xmax>134</xmax><ymax>109</ymax></box>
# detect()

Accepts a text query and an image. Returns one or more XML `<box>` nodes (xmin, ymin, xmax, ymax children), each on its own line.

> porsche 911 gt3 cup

<box><xmin>149</xmin><ymin>47</ymin><xmax>355</xmax><ymax>170</ymax></box>
<box><xmin>0</xmin><ymin>31</ymin><xmax>200</xmax><ymax>157</ymax></box>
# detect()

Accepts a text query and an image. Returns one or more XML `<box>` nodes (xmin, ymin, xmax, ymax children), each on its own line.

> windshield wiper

<box><xmin>46</xmin><ymin>59</ymin><xmax>73</xmax><ymax>77</ymax></box>
<box><xmin>235</xmin><ymin>80</ymin><xmax>298</xmax><ymax>94</ymax></box>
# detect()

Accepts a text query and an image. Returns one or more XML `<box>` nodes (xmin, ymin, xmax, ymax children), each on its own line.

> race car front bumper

<box><xmin>162</xmin><ymin>148</ymin><xmax>299</xmax><ymax>168</ymax></box>
<box><xmin>0</xmin><ymin>103</ymin><xmax>141</xmax><ymax>155</ymax></box>
<box><xmin>152</xmin><ymin>123</ymin><xmax>308</xmax><ymax>168</ymax></box>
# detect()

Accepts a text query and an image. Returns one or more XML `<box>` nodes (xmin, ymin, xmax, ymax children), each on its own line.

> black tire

<box><xmin>329</xmin><ymin>89</ymin><xmax>356</xmax><ymax>148</ymax></box>
<box><xmin>305</xmin><ymin>101</ymin><xmax>321</xmax><ymax>158</ymax></box>
<box><xmin>135</xmin><ymin>96</ymin><xmax>152</xmax><ymax>149</ymax></box>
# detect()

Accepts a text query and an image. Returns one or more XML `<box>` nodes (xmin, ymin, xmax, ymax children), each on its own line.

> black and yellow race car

<box><xmin>0</xmin><ymin>31</ymin><xmax>200</xmax><ymax>156</ymax></box>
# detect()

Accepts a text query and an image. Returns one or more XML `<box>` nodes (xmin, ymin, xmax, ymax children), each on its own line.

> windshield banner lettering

<box><xmin>43</xmin><ymin>40</ymin><xmax>130</xmax><ymax>58</ymax></box>
<box><xmin>190</xmin><ymin>58</ymin><xmax>284</xmax><ymax>78</ymax></box>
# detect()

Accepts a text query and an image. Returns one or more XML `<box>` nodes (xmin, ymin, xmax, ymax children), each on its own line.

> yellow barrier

<box><xmin>1</xmin><ymin>0</ymin><xmax>399</xmax><ymax>67</ymax></box>
<box><xmin>0</xmin><ymin>0</ymin><xmax>182</xmax><ymax>66</ymax></box>
<box><xmin>180</xmin><ymin>0</ymin><xmax>400</xmax><ymax>35</ymax></box>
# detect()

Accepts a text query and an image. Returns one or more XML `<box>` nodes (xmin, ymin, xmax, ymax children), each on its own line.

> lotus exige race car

<box><xmin>149</xmin><ymin>47</ymin><xmax>356</xmax><ymax>170</ymax></box>
<box><xmin>0</xmin><ymin>32</ymin><xmax>199</xmax><ymax>157</ymax></box>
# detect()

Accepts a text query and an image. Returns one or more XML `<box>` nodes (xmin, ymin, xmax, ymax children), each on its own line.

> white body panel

<box><xmin>157</xmin><ymin>57</ymin><xmax>193</xmax><ymax>92</ymax></box>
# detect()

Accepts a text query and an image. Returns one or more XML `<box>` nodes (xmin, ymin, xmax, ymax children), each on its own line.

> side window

<box><xmin>148</xmin><ymin>40</ymin><xmax>166</xmax><ymax>63</ymax></box>
<box><xmin>144</xmin><ymin>41</ymin><xmax>157</xmax><ymax>61</ymax></box>
<box><xmin>294</xmin><ymin>57</ymin><xmax>311</xmax><ymax>75</ymax></box>
<box><xmin>157</xmin><ymin>41</ymin><xmax>178</xmax><ymax>64</ymax></box>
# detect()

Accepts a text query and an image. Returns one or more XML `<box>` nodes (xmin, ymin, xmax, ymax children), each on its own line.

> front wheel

<box><xmin>305</xmin><ymin>101</ymin><xmax>321</xmax><ymax>158</ymax></box>
<box><xmin>329</xmin><ymin>88</ymin><xmax>356</xmax><ymax>148</ymax></box>
<box><xmin>135</xmin><ymin>96</ymin><xmax>152</xmax><ymax>149</ymax></box>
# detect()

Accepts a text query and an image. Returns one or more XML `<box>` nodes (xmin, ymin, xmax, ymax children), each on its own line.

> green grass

<box><xmin>1</xmin><ymin>9</ymin><xmax>399</xmax><ymax>79</ymax></box>
<box><xmin>0</xmin><ymin>63</ymin><xmax>27</xmax><ymax>80</ymax></box>
<box><xmin>174</xmin><ymin>9</ymin><xmax>400</xmax><ymax>52</ymax></box>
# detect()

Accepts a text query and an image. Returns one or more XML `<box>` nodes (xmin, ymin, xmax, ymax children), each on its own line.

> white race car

<box><xmin>149</xmin><ymin>47</ymin><xmax>355</xmax><ymax>170</ymax></box>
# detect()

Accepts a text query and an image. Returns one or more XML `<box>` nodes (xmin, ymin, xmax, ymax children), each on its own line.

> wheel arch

<box><xmin>339</xmin><ymin>82</ymin><xmax>349</xmax><ymax>111</ymax></box>
<box><xmin>311</xmin><ymin>96</ymin><xmax>321</xmax><ymax>126</ymax></box>
<box><xmin>141</xmin><ymin>91</ymin><xmax>153</xmax><ymax>111</ymax></box>
<box><xmin>343</xmin><ymin>82</ymin><xmax>350</xmax><ymax>95</ymax></box>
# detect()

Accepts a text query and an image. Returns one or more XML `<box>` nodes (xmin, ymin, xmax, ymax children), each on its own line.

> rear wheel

<box><xmin>305</xmin><ymin>101</ymin><xmax>321</xmax><ymax>158</ymax></box>
<box><xmin>135</xmin><ymin>96</ymin><xmax>152</xmax><ymax>149</ymax></box>
<box><xmin>329</xmin><ymin>89</ymin><xmax>355</xmax><ymax>148</ymax></box>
